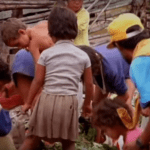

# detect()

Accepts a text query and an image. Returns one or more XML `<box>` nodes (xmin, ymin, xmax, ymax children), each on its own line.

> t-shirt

<box><xmin>74</xmin><ymin>8</ymin><xmax>90</xmax><ymax>46</ymax></box>
<box><xmin>95</xmin><ymin>44</ymin><xmax>130</xmax><ymax>95</ymax></box>
<box><xmin>125</xmin><ymin>127</ymin><xmax>143</xmax><ymax>144</ymax></box>
<box><xmin>38</xmin><ymin>40</ymin><xmax>91</xmax><ymax>95</ymax></box>
<box><xmin>114</xmin><ymin>127</ymin><xmax>142</xmax><ymax>150</ymax></box>
<box><xmin>130</xmin><ymin>39</ymin><xmax>150</xmax><ymax>108</ymax></box>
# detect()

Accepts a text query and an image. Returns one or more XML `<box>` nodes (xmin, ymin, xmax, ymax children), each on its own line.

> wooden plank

<box><xmin>0</xmin><ymin>1</ymin><xmax>55</xmax><ymax>5</ymax></box>
<box><xmin>0</xmin><ymin>4</ymin><xmax>53</xmax><ymax>11</ymax></box>
<box><xmin>90</xmin><ymin>5</ymin><xmax>131</xmax><ymax>22</ymax></box>
<box><xmin>20</xmin><ymin>11</ymin><xmax>50</xmax><ymax>22</ymax></box>
<box><xmin>89</xmin><ymin>0</ymin><xmax>132</xmax><ymax>14</ymax></box>
<box><xmin>89</xmin><ymin>6</ymin><xmax>131</xmax><ymax>33</ymax></box>
<box><xmin>89</xmin><ymin>33</ymin><xmax>110</xmax><ymax>40</ymax></box>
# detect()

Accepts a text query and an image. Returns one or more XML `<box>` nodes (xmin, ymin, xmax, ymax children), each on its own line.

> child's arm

<box><xmin>28</xmin><ymin>40</ymin><xmax>41</xmax><ymax>63</ymax></box>
<box><xmin>82</xmin><ymin>67</ymin><xmax>93</xmax><ymax>117</ymax></box>
<box><xmin>22</xmin><ymin>64</ymin><xmax>45</xmax><ymax>112</ymax></box>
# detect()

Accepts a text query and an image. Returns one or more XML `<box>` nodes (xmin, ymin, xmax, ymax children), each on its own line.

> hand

<box><xmin>22</xmin><ymin>103</ymin><xmax>31</xmax><ymax>113</ymax></box>
<box><xmin>82</xmin><ymin>104</ymin><xmax>92</xmax><ymax>118</ymax></box>
<box><xmin>141</xmin><ymin>107</ymin><xmax>150</xmax><ymax>117</ymax></box>
<box><xmin>123</xmin><ymin>141</ymin><xmax>140</xmax><ymax>150</ymax></box>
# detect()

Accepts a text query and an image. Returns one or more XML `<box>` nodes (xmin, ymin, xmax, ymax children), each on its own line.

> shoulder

<box><xmin>95</xmin><ymin>45</ymin><xmax>120</xmax><ymax>57</ymax></box>
<box><xmin>77</xmin><ymin>7</ymin><xmax>89</xmax><ymax>17</ymax></box>
<box><xmin>75</xmin><ymin>46</ymin><xmax>91</xmax><ymax>64</ymax></box>
<box><xmin>29</xmin><ymin>21</ymin><xmax>48</xmax><ymax>37</ymax></box>
<box><xmin>131</xmin><ymin>56</ymin><xmax>150</xmax><ymax>68</ymax></box>
<box><xmin>130</xmin><ymin>56</ymin><xmax>150</xmax><ymax>81</ymax></box>
<box><xmin>32</xmin><ymin>20</ymin><xmax>48</xmax><ymax>29</ymax></box>
<box><xmin>74</xmin><ymin>45</ymin><xmax>89</xmax><ymax>57</ymax></box>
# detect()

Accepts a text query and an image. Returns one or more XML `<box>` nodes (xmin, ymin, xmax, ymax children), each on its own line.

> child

<box><xmin>67</xmin><ymin>0</ymin><xmax>90</xmax><ymax>46</ymax></box>
<box><xmin>21</xmin><ymin>6</ymin><xmax>93</xmax><ymax>150</ymax></box>
<box><xmin>0</xmin><ymin>57</ymin><xmax>16</xmax><ymax>150</ymax></box>
<box><xmin>11</xmin><ymin>49</ymin><xmax>48</xmax><ymax>149</ymax></box>
<box><xmin>77</xmin><ymin>45</ymin><xmax>135</xmax><ymax>143</ymax></box>
<box><xmin>1</xmin><ymin>18</ymin><xmax>54</xmax><ymax>62</ymax></box>
<box><xmin>0</xmin><ymin>81</ymin><xmax>29</xmax><ymax>150</ymax></box>
<box><xmin>92</xmin><ymin>98</ymin><xmax>144</xmax><ymax>150</ymax></box>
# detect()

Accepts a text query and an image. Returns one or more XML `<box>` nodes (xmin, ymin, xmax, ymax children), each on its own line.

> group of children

<box><xmin>0</xmin><ymin>1</ymin><xmax>149</xmax><ymax>150</ymax></box>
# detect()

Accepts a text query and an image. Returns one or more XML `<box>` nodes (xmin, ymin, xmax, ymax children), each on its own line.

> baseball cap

<box><xmin>107</xmin><ymin>13</ymin><xmax>144</xmax><ymax>49</ymax></box>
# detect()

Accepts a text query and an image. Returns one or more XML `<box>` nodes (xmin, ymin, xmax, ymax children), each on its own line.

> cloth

<box><xmin>74</xmin><ymin>8</ymin><xmax>90</xmax><ymax>46</ymax></box>
<box><xmin>0</xmin><ymin>95</ymin><xmax>23</xmax><ymax>110</ymax></box>
<box><xmin>0</xmin><ymin>83</ymin><xmax>23</xmax><ymax>110</ymax></box>
<box><xmin>117</xmin><ymin>96</ymin><xmax>141</xmax><ymax>130</ymax></box>
<box><xmin>116</xmin><ymin>127</ymin><xmax>142</xmax><ymax>150</ymax></box>
<box><xmin>125</xmin><ymin>127</ymin><xmax>143</xmax><ymax>144</ymax></box>
<box><xmin>11</xmin><ymin>49</ymin><xmax>35</xmax><ymax>86</ymax></box>
<box><xmin>130</xmin><ymin>39</ymin><xmax>150</xmax><ymax>108</ymax></box>
<box><xmin>95</xmin><ymin>45</ymin><xmax>130</xmax><ymax>95</ymax></box>
<box><xmin>0</xmin><ymin>105</ymin><xmax>12</xmax><ymax>136</ymax></box>
<box><xmin>9</xmin><ymin>106</ymin><xmax>30</xmax><ymax>149</ymax></box>
<box><xmin>38</xmin><ymin>40</ymin><xmax>91</xmax><ymax>95</ymax></box>
<box><xmin>0</xmin><ymin>134</ymin><xmax>16</xmax><ymax>150</ymax></box>
<box><xmin>29</xmin><ymin>92</ymin><xmax>78</xmax><ymax>141</ymax></box>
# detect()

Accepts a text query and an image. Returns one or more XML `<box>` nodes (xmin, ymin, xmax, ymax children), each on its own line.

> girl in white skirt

<box><xmin>21</xmin><ymin>6</ymin><xmax>93</xmax><ymax>150</ymax></box>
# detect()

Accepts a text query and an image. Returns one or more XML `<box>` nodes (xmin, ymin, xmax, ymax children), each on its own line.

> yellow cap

<box><xmin>107</xmin><ymin>13</ymin><xmax>144</xmax><ymax>49</ymax></box>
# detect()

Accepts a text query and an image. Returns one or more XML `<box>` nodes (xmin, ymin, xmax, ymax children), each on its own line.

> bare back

<box><xmin>28</xmin><ymin>21</ymin><xmax>54</xmax><ymax>52</ymax></box>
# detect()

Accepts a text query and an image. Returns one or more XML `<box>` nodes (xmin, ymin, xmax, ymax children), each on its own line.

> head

<box><xmin>1</xmin><ymin>18</ymin><xmax>30</xmax><ymax>48</ymax></box>
<box><xmin>48</xmin><ymin>6</ymin><xmax>78</xmax><ymax>42</ymax></box>
<box><xmin>107</xmin><ymin>13</ymin><xmax>149</xmax><ymax>64</ymax></box>
<box><xmin>67</xmin><ymin>0</ymin><xmax>83</xmax><ymax>13</ymax></box>
<box><xmin>93</xmin><ymin>98</ymin><xmax>132</xmax><ymax>140</ymax></box>
<box><xmin>0</xmin><ymin>58</ymin><xmax>11</xmax><ymax>91</ymax></box>
<box><xmin>77</xmin><ymin>45</ymin><xmax>101</xmax><ymax>76</ymax></box>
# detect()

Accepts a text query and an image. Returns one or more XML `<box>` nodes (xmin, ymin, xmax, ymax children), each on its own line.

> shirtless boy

<box><xmin>1</xmin><ymin>18</ymin><xmax>54</xmax><ymax>62</ymax></box>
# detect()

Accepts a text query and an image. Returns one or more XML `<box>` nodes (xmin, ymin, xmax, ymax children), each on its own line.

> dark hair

<box><xmin>1</xmin><ymin>18</ymin><xmax>27</xmax><ymax>45</ymax></box>
<box><xmin>77</xmin><ymin>45</ymin><xmax>101</xmax><ymax>76</ymax></box>
<box><xmin>0</xmin><ymin>58</ymin><xmax>11</xmax><ymax>82</ymax></box>
<box><xmin>48</xmin><ymin>6</ymin><xmax>77</xmax><ymax>40</ymax></box>
<box><xmin>92</xmin><ymin>98</ymin><xmax>132</xmax><ymax>129</ymax></box>
<box><xmin>116</xmin><ymin>25</ymin><xmax>149</xmax><ymax>50</ymax></box>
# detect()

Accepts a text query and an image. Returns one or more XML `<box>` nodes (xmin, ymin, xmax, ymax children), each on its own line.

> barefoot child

<box><xmin>21</xmin><ymin>6</ymin><xmax>93</xmax><ymax>150</ymax></box>
<box><xmin>93</xmin><ymin>98</ymin><xmax>144</xmax><ymax>150</ymax></box>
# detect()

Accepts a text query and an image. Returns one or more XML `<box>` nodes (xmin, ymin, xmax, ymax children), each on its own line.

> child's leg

<box><xmin>61</xmin><ymin>139</ymin><xmax>75</xmax><ymax>150</ymax></box>
<box><xmin>19</xmin><ymin>135</ymin><xmax>42</xmax><ymax>150</ymax></box>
